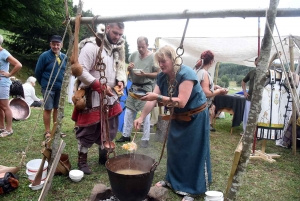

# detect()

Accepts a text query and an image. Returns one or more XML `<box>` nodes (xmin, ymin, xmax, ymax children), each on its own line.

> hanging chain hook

<box><xmin>177</xmin><ymin>9</ymin><xmax>190</xmax><ymax>51</ymax></box>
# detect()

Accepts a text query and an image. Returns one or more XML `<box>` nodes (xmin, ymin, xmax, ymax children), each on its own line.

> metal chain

<box><xmin>157</xmin><ymin>19</ymin><xmax>187</xmax><ymax>165</ymax></box>
<box><xmin>94</xmin><ymin>45</ymin><xmax>111</xmax><ymax>149</ymax></box>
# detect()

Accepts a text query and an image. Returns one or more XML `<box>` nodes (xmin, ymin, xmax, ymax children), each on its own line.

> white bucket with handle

<box><xmin>26</xmin><ymin>159</ymin><xmax>48</xmax><ymax>182</ymax></box>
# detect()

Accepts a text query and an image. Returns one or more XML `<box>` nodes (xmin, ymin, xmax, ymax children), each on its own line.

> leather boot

<box><xmin>99</xmin><ymin>148</ymin><xmax>108</xmax><ymax>165</ymax></box>
<box><xmin>78</xmin><ymin>152</ymin><xmax>92</xmax><ymax>174</ymax></box>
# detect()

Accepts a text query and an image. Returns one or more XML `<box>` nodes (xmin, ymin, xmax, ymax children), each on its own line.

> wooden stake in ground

<box><xmin>38</xmin><ymin>140</ymin><xmax>66</xmax><ymax>201</ymax></box>
<box><xmin>226</xmin><ymin>0</ymin><xmax>280</xmax><ymax>200</ymax></box>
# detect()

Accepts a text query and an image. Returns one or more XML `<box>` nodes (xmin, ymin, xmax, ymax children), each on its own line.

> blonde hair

<box><xmin>154</xmin><ymin>45</ymin><xmax>182</xmax><ymax>72</ymax></box>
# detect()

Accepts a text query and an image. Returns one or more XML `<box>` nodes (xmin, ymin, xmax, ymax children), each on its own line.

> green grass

<box><xmin>1</xmin><ymin>66</ymin><xmax>300</xmax><ymax>200</ymax></box>
<box><xmin>1</xmin><ymin>108</ymin><xmax>300</xmax><ymax>201</ymax></box>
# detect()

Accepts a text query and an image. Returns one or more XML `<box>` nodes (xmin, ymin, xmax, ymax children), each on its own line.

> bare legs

<box><xmin>43</xmin><ymin>108</ymin><xmax>58</xmax><ymax>132</ymax></box>
<box><xmin>0</xmin><ymin>109</ymin><xmax>5</xmax><ymax>129</ymax></box>
<box><xmin>0</xmin><ymin>99</ymin><xmax>13</xmax><ymax>131</ymax></box>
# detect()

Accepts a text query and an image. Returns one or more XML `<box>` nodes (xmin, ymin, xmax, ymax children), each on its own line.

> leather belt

<box><xmin>161</xmin><ymin>102</ymin><xmax>207</xmax><ymax>121</ymax></box>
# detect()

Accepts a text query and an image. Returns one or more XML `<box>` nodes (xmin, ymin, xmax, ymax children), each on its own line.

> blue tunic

<box><xmin>157</xmin><ymin>65</ymin><xmax>212</xmax><ymax>196</ymax></box>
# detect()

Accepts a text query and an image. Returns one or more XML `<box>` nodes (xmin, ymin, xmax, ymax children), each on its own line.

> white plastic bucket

<box><xmin>205</xmin><ymin>191</ymin><xmax>224</xmax><ymax>201</ymax></box>
<box><xmin>26</xmin><ymin>159</ymin><xmax>48</xmax><ymax>182</ymax></box>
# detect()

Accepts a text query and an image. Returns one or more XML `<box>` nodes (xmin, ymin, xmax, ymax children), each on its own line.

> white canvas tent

<box><xmin>155</xmin><ymin>35</ymin><xmax>300</xmax><ymax>78</ymax></box>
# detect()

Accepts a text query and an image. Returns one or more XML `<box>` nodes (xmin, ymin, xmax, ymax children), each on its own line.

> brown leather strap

<box><xmin>161</xmin><ymin>102</ymin><xmax>207</xmax><ymax>121</ymax></box>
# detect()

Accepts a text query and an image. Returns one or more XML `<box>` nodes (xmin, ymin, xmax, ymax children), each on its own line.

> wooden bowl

<box><xmin>128</xmin><ymin>88</ymin><xmax>147</xmax><ymax>99</ymax></box>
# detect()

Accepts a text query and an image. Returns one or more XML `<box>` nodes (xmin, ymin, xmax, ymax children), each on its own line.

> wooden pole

<box><xmin>226</xmin><ymin>0</ymin><xmax>280</xmax><ymax>200</ymax></box>
<box><xmin>258</xmin><ymin>17</ymin><xmax>260</xmax><ymax>56</ymax></box>
<box><xmin>70</xmin><ymin>8</ymin><xmax>300</xmax><ymax>24</ymax></box>
<box><xmin>289</xmin><ymin>36</ymin><xmax>297</xmax><ymax>155</ymax></box>
<box><xmin>214</xmin><ymin>62</ymin><xmax>220</xmax><ymax>85</ymax></box>
<box><xmin>38</xmin><ymin>140</ymin><xmax>66</xmax><ymax>201</ymax></box>
<box><xmin>49</xmin><ymin>0</ymin><xmax>77</xmax><ymax>168</ymax></box>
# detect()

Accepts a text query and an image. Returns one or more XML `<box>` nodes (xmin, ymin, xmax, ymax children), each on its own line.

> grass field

<box><xmin>1</xmin><ymin>103</ymin><xmax>299</xmax><ymax>201</ymax></box>
<box><xmin>0</xmin><ymin>66</ymin><xmax>299</xmax><ymax>201</ymax></box>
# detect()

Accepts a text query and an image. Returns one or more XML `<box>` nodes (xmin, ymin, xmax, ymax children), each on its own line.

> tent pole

<box><xmin>214</xmin><ymin>62</ymin><xmax>220</xmax><ymax>85</ymax></box>
<box><xmin>289</xmin><ymin>36</ymin><xmax>297</xmax><ymax>155</ymax></box>
<box><xmin>71</xmin><ymin>8</ymin><xmax>300</xmax><ymax>24</ymax></box>
<box><xmin>258</xmin><ymin>17</ymin><xmax>260</xmax><ymax>56</ymax></box>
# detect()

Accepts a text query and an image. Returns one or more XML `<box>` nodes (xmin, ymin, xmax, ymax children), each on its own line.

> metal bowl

<box><xmin>9</xmin><ymin>98</ymin><xmax>31</xmax><ymax>120</ymax></box>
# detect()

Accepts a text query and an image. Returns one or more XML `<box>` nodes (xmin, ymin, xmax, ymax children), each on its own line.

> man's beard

<box><xmin>106</xmin><ymin>31</ymin><xmax>117</xmax><ymax>44</ymax></box>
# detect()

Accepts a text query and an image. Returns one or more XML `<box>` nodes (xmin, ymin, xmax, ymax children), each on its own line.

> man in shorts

<box><xmin>35</xmin><ymin>35</ymin><xmax>67</xmax><ymax>139</ymax></box>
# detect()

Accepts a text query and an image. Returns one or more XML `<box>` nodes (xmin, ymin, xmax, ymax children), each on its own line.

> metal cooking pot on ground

<box><xmin>105</xmin><ymin>153</ymin><xmax>157</xmax><ymax>201</ymax></box>
<box><xmin>9</xmin><ymin>98</ymin><xmax>31</xmax><ymax>120</ymax></box>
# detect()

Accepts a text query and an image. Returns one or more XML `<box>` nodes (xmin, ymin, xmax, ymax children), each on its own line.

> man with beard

<box><xmin>116</xmin><ymin>36</ymin><xmax>160</xmax><ymax>148</ymax></box>
<box><xmin>72</xmin><ymin>22</ymin><xmax>127</xmax><ymax>174</ymax></box>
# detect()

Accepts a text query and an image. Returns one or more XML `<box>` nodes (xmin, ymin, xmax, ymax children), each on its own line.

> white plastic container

<box><xmin>205</xmin><ymin>191</ymin><xmax>224</xmax><ymax>201</ymax></box>
<box><xmin>69</xmin><ymin>169</ymin><xmax>84</xmax><ymax>182</ymax></box>
<box><xmin>29</xmin><ymin>181</ymin><xmax>45</xmax><ymax>190</ymax></box>
<box><xmin>26</xmin><ymin>159</ymin><xmax>48</xmax><ymax>182</ymax></box>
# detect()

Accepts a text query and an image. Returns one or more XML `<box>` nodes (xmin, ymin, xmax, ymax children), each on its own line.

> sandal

<box><xmin>0</xmin><ymin>128</ymin><xmax>6</xmax><ymax>133</ymax></box>
<box><xmin>182</xmin><ymin>196</ymin><xmax>194</xmax><ymax>201</ymax></box>
<box><xmin>60</xmin><ymin>133</ymin><xmax>67</xmax><ymax>138</ymax></box>
<box><xmin>0</xmin><ymin>130</ymin><xmax>13</xmax><ymax>137</ymax></box>
<box><xmin>44</xmin><ymin>131</ymin><xmax>51</xmax><ymax>139</ymax></box>
<box><xmin>155</xmin><ymin>180</ymin><xmax>167</xmax><ymax>187</ymax></box>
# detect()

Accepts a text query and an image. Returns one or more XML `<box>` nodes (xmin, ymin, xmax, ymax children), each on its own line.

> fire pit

<box><xmin>89</xmin><ymin>183</ymin><xmax>169</xmax><ymax>201</ymax></box>
<box><xmin>105</xmin><ymin>153</ymin><xmax>157</xmax><ymax>201</ymax></box>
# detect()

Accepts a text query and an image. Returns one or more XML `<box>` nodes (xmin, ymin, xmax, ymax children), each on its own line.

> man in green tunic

<box><xmin>116</xmin><ymin>36</ymin><xmax>160</xmax><ymax>148</ymax></box>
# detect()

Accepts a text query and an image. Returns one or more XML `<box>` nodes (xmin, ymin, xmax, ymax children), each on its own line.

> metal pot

<box><xmin>105</xmin><ymin>153</ymin><xmax>157</xmax><ymax>201</ymax></box>
<box><xmin>9</xmin><ymin>98</ymin><xmax>30</xmax><ymax>120</ymax></box>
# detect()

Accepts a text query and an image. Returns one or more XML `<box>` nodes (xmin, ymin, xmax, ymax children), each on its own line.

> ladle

<box><xmin>128</xmin><ymin>129</ymin><xmax>138</xmax><ymax>151</ymax></box>
<box><xmin>132</xmin><ymin>129</ymin><xmax>138</xmax><ymax>143</ymax></box>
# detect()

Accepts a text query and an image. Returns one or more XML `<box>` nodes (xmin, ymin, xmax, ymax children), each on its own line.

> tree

<box><xmin>221</xmin><ymin>75</ymin><xmax>229</xmax><ymax>88</ymax></box>
<box><xmin>123</xmin><ymin>36</ymin><xmax>130</xmax><ymax>63</ymax></box>
<box><xmin>0</xmin><ymin>0</ymin><xmax>73</xmax><ymax>55</ymax></box>
<box><xmin>226</xmin><ymin>0</ymin><xmax>279</xmax><ymax>200</ymax></box>
<box><xmin>236</xmin><ymin>75</ymin><xmax>245</xmax><ymax>87</ymax></box>
<box><xmin>72</xmin><ymin>6</ymin><xmax>95</xmax><ymax>41</ymax></box>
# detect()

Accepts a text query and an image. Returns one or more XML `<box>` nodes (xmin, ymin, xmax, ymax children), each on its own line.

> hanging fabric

<box><xmin>257</xmin><ymin>69</ymin><xmax>292</xmax><ymax>140</ymax></box>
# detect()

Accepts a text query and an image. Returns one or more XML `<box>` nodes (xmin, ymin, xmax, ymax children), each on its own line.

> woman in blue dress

<box><xmin>134</xmin><ymin>45</ymin><xmax>211</xmax><ymax>201</ymax></box>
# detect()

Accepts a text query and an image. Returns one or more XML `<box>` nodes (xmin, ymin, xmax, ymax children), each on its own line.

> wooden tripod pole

<box><xmin>289</xmin><ymin>36</ymin><xmax>297</xmax><ymax>155</ymax></box>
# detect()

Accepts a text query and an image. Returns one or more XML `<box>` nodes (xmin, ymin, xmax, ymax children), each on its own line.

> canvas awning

<box><xmin>156</xmin><ymin>35</ymin><xmax>300</xmax><ymax>76</ymax></box>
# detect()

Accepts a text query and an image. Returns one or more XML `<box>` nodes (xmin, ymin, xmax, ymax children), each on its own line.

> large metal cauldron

<box><xmin>105</xmin><ymin>153</ymin><xmax>157</xmax><ymax>201</ymax></box>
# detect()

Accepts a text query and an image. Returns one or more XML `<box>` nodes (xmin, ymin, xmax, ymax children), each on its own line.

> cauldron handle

<box><xmin>150</xmin><ymin>162</ymin><xmax>159</xmax><ymax>172</ymax></box>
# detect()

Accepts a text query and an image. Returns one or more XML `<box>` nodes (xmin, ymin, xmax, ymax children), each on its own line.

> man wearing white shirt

<box><xmin>23</xmin><ymin>76</ymin><xmax>43</xmax><ymax>107</ymax></box>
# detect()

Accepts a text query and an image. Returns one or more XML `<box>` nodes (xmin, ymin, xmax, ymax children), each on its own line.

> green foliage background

<box><xmin>0</xmin><ymin>0</ymin><xmax>130</xmax><ymax>70</ymax></box>
<box><xmin>217</xmin><ymin>63</ymin><xmax>253</xmax><ymax>87</ymax></box>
